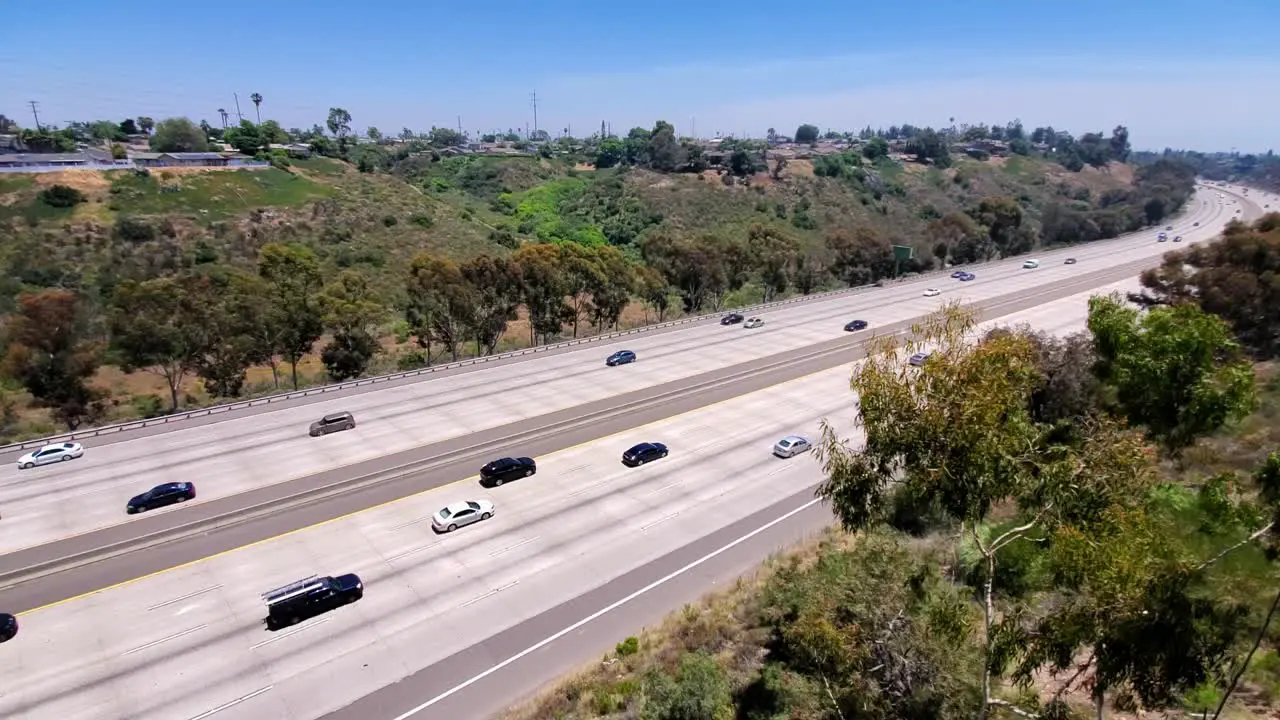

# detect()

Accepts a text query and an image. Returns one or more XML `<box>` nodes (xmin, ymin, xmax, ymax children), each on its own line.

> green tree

<box><xmin>183</xmin><ymin>269</ymin><xmax>269</xmax><ymax>398</ymax></box>
<box><xmin>636</xmin><ymin>265</ymin><xmax>671</xmax><ymax>322</ymax></box>
<box><xmin>428</xmin><ymin>127</ymin><xmax>466</xmax><ymax>147</ymax></box>
<box><xmin>746</xmin><ymin>224</ymin><xmax>798</xmax><ymax>301</ymax></box>
<box><xmin>862</xmin><ymin>136</ymin><xmax>889</xmax><ymax>160</ymax></box>
<box><xmin>794</xmin><ymin>124</ymin><xmax>820</xmax><ymax>144</ymax></box>
<box><xmin>645</xmin><ymin>120</ymin><xmax>683</xmax><ymax>172</ymax></box>
<box><xmin>560</xmin><ymin>243</ymin><xmax>605</xmax><ymax>338</ymax></box>
<box><xmin>1</xmin><ymin>290</ymin><xmax>104</xmax><ymax>429</ymax></box>
<box><xmin>118</xmin><ymin>118</ymin><xmax>138</xmax><ymax>135</ymax></box>
<box><xmin>406</xmin><ymin>254</ymin><xmax>475</xmax><ymax>362</ymax></box>
<box><xmin>150</xmin><ymin>117</ymin><xmax>209</xmax><ymax>152</ymax></box>
<box><xmin>825</xmin><ymin>227</ymin><xmax>893</xmax><ymax>286</ymax></box>
<box><xmin>326</xmin><ymin>107</ymin><xmax>352</xmax><ymax>138</ymax></box>
<box><xmin>1087</xmin><ymin>293</ymin><xmax>1257</xmax><ymax>453</ymax></box>
<box><xmin>970</xmin><ymin>196</ymin><xmax>1030</xmax><ymax>257</ymax></box>
<box><xmin>223</xmin><ymin>119</ymin><xmax>265</xmax><ymax>155</ymax></box>
<box><xmin>815</xmin><ymin>304</ymin><xmax>1156</xmax><ymax>719</ymax></box>
<box><xmin>366</xmin><ymin>126</ymin><xmax>382</xmax><ymax>143</ymax></box>
<box><xmin>459</xmin><ymin>255</ymin><xmax>521</xmax><ymax>356</ymax></box>
<box><xmin>586</xmin><ymin>245</ymin><xmax>635</xmax><ymax>331</ymax></box>
<box><xmin>513</xmin><ymin>243</ymin><xmax>572</xmax><ymax>345</ymax></box>
<box><xmin>641</xmin><ymin>231</ymin><xmax>728</xmax><ymax>313</ymax></box>
<box><xmin>109</xmin><ymin>277</ymin><xmax>205</xmax><ymax>410</ymax></box>
<box><xmin>641</xmin><ymin>652</ymin><xmax>733</xmax><ymax>720</ymax></box>
<box><xmin>928</xmin><ymin>211</ymin><xmax>988</xmax><ymax>264</ymax></box>
<box><xmin>318</xmin><ymin>270</ymin><xmax>382</xmax><ymax>381</ymax></box>
<box><xmin>259</xmin><ymin>120</ymin><xmax>289</xmax><ymax>144</ymax></box>
<box><xmin>257</xmin><ymin>243</ymin><xmax>324</xmax><ymax>389</ymax></box>
<box><xmin>906</xmin><ymin>128</ymin><xmax>951</xmax><ymax>167</ymax></box>
<box><xmin>595</xmin><ymin>138</ymin><xmax>624</xmax><ymax>169</ymax></box>
<box><xmin>137</xmin><ymin>116</ymin><xmax>155</xmax><ymax>135</ymax></box>
<box><xmin>250</xmin><ymin>92</ymin><xmax>263</xmax><ymax>123</ymax></box>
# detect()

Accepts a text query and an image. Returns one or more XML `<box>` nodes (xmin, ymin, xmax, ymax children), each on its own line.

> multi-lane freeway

<box><xmin>0</xmin><ymin>182</ymin><xmax>1269</xmax><ymax>720</ymax></box>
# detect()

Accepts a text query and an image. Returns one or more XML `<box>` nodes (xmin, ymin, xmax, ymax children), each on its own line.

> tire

<box><xmin>524</xmin><ymin>469</ymin><xmax>533</xmax><ymax>477</ymax></box>
<box><xmin>309</xmin><ymin>430</ymin><xmax>319</xmax><ymax>437</ymax></box>
<box><xmin>176</xmin><ymin>496</ymin><xmax>186</xmax><ymax>503</ymax></box>
<box><xmin>636</xmin><ymin>458</ymin><xmax>644</xmax><ymax>465</ymax></box>
<box><xmin>61</xmin><ymin>455</ymin><xmax>71</xmax><ymax>462</ymax></box>
<box><xmin>447</xmin><ymin>523</ymin><xmax>457</xmax><ymax>532</ymax></box>
<box><xmin>20</xmin><ymin>462</ymin><xmax>32</xmax><ymax>470</ymax></box>
<box><xmin>346</xmin><ymin>423</ymin><xmax>354</xmax><ymax>430</ymax></box>
<box><xmin>493</xmin><ymin>478</ymin><xmax>504</xmax><ymax>487</ymax></box>
<box><xmin>481</xmin><ymin>512</ymin><xmax>491</xmax><ymax>521</ymax></box>
<box><xmin>661</xmin><ymin>451</ymin><xmax>668</xmax><ymax>458</ymax></box>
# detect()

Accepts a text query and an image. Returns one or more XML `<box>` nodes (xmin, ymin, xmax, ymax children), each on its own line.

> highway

<box><xmin>0</xmin><ymin>279</ymin><xmax>1131</xmax><ymax>720</ymax></box>
<box><xmin>0</xmin><ymin>185</ymin><xmax>1235</xmax><ymax>562</ymax></box>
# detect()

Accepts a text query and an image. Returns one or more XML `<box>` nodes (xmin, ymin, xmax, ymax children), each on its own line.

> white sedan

<box><xmin>432</xmin><ymin>499</ymin><xmax>495</xmax><ymax>533</ymax></box>
<box><xmin>922</xmin><ymin>288</ymin><xmax>941</xmax><ymax>297</ymax></box>
<box><xmin>17</xmin><ymin>442</ymin><xmax>84</xmax><ymax>469</ymax></box>
<box><xmin>772</xmin><ymin>435</ymin><xmax>812</xmax><ymax>458</ymax></box>
<box><xmin>744</xmin><ymin>317</ymin><xmax>764</xmax><ymax>329</ymax></box>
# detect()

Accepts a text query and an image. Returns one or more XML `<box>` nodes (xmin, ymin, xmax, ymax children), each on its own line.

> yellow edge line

<box><xmin>19</xmin><ymin>359</ymin><xmax>852</xmax><ymax>616</ymax></box>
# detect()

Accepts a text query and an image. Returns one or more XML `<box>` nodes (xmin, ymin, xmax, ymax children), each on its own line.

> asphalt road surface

<box><xmin>0</xmin><ymin>186</ymin><xmax>1236</xmax><ymax>567</ymax></box>
<box><xmin>0</xmin><ymin>278</ymin><xmax>1158</xmax><ymax>720</ymax></box>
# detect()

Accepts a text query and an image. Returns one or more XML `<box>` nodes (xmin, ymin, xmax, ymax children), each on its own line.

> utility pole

<box><xmin>233</xmin><ymin>93</ymin><xmax>243</xmax><ymax>123</ymax></box>
<box><xmin>27</xmin><ymin>100</ymin><xmax>42</xmax><ymax>131</ymax></box>
<box><xmin>600</xmin><ymin>120</ymin><xmax>606</xmax><ymax>139</ymax></box>
<box><xmin>457</xmin><ymin>115</ymin><xmax>463</xmax><ymax>137</ymax></box>
<box><xmin>529</xmin><ymin>91</ymin><xmax>538</xmax><ymax>139</ymax></box>
<box><xmin>691</xmin><ymin>116</ymin><xmax>696</xmax><ymax>140</ymax></box>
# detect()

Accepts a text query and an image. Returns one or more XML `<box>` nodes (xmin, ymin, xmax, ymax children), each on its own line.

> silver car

<box><xmin>17</xmin><ymin>442</ymin><xmax>84</xmax><ymax>469</ymax></box>
<box><xmin>432</xmin><ymin>499</ymin><xmax>495</xmax><ymax>533</ymax></box>
<box><xmin>744</xmin><ymin>317</ymin><xmax>764</xmax><ymax>329</ymax></box>
<box><xmin>773</xmin><ymin>435</ymin><xmax>812</xmax><ymax>458</ymax></box>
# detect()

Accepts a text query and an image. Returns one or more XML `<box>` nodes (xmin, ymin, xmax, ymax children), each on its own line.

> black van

<box><xmin>262</xmin><ymin>574</ymin><xmax>363</xmax><ymax>630</ymax></box>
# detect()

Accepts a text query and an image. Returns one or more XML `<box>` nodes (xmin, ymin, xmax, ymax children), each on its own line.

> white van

<box><xmin>1022</xmin><ymin>259</ymin><xmax>1039</xmax><ymax>269</ymax></box>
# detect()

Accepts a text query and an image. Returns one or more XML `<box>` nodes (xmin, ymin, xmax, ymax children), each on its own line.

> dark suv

<box><xmin>0</xmin><ymin>612</ymin><xmax>16</xmax><ymax>643</ymax></box>
<box><xmin>126</xmin><ymin>482</ymin><xmax>196</xmax><ymax>514</ymax></box>
<box><xmin>721</xmin><ymin>313</ymin><xmax>744</xmax><ymax>325</ymax></box>
<box><xmin>262</xmin><ymin>574</ymin><xmax>363</xmax><ymax>630</ymax></box>
<box><xmin>622</xmin><ymin>442</ymin><xmax>669</xmax><ymax>467</ymax></box>
<box><xmin>844</xmin><ymin>319</ymin><xmax>868</xmax><ymax>332</ymax></box>
<box><xmin>606</xmin><ymin>350</ymin><xmax>637</xmax><ymax>366</ymax></box>
<box><xmin>480</xmin><ymin>457</ymin><xmax>537</xmax><ymax>487</ymax></box>
<box><xmin>310</xmin><ymin>411</ymin><xmax>355</xmax><ymax>437</ymax></box>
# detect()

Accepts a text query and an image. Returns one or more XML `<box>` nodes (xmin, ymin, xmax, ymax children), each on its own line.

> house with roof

<box><xmin>0</xmin><ymin>152</ymin><xmax>94</xmax><ymax>169</ymax></box>
<box><xmin>129</xmin><ymin>151</ymin><xmax>255</xmax><ymax>168</ymax></box>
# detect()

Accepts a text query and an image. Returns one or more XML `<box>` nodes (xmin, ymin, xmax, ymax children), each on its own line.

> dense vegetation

<box><xmin>1133</xmin><ymin>149</ymin><xmax>1280</xmax><ymax>193</ymax></box>
<box><xmin>0</xmin><ymin>110</ymin><xmax>1194</xmax><ymax>441</ymax></box>
<box><xmin>507</xmin><ymin>217</ymin><xmax>1280</xmax><ymax>720</ymax></box>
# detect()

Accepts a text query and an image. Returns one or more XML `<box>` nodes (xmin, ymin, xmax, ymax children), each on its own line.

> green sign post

<box><xmin>891</xmin><ymin>244</ymin><xmax>914</xmax><ymax>278</ymax></box>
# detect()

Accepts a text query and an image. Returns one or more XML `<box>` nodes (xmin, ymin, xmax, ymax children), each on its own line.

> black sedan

<box><xmin>0</xmin><ymin>612</ymin><xmax>16</xmax><ymax>643</ymax></box>
<box><xmin>622</xmin><ymin>442</ymin><xmax>669</xmax><ymax>467</ymax></box>
<box><xmin>480</xmin><ymin>456</ymin><xmax>537</xmax><ymax>487</ymax></box>
<box><xmin>606</xmin><ymin>350</ymin><xmax>637</xmax><ymax>366</ymax></box>
<box><xmin>844</xmin><ymin>320</ymin><xmax>869</xmax><ymax>332</ymax></box>
<box><xmin>127</xmin><ymin>482</ymin><xmax>196</xmax><ymax>514</ymax></box>
<box><xmin>720</xmin><ymin>313</ymin><xmax>744</xmax><ymax>325</ymax></box>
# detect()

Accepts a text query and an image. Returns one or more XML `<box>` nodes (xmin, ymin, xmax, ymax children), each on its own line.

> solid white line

<box><xmin>249</xmin><ymin>617</ymin><xmax>330</xmax><ymax>650</ymax></box>
<box><xmin>147</xmin><ymin>584</ymin><xmax>223</xmax><ymax>611</ymax></box>
<box><xmin>186</xmin><ymin>685</ymin><xmax>274</xmax><ymax>720</ymax></box>
<box><xmin>390</xmin><ymin>496</ymin><xmax>823</xmax><ymax>719</ymax></box>
<box><xmin>121</xmin><ymin>624</ymin><xmax>207</xmax><ymax>656</ymax></box>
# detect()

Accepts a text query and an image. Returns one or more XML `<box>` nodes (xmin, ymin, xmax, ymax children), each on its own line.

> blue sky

<box><xmin>4</xmin><ymin>0</ymin><xmax>1277</xmax><ymax>151</ymax></box>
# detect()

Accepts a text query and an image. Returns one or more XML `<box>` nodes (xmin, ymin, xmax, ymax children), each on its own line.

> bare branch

<box><xmin>1195</xmin><ymin>521</ymin><xmax>1274</xmax><ymax>572</ymax></box>
<box><xmin>989</xmin><ymin>697</ymin><xmax>1040</xmax><ymax>719</ymax></box>
<box><xmin>1050</xmin><ymin>651</ymin><xmax>1096</xmax><ymax>705</ymax></box>
<box><xmin>820</xmin><ymin>673</ymin><xmax>847</xmax><ymax>720</ymax></box>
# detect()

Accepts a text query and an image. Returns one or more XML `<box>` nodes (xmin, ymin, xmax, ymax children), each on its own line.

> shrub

<box><xmin>39</xmin><ymin>184</ymin><xmax>86</xmax><ymax>208</ymax></box>
<box><xmin>615</xmin><ymin>636</ymin><xmax>640</xmax><ymax>657</ymax></box>
<box><xmin>382</xmin><ymin>214</ymin><xmax>398</xmax><ymax>227</ymax></box>
<box><xmin>408</xmin><ymin>213</ymin><xmax>434</xmax><ymax>228</ymax></box>
<box><xmin>113</xmin><ymin>216</ymin><xmax>155</xmax><ymax>242</ymax></box>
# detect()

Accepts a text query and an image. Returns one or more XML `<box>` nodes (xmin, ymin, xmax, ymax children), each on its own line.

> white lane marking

<box><xmin>391</xmin><ymin>496</ymin><xmax>823</xmax><ymax>719</ymax></box>
<box><xmin>640</xmin><ymin>511</ymin><xmax>680</xmax><ymax>531</ymax></box>
<box><xmin>250</xmin><ymin>616</ymin><xmax>331</xmax><ymax>650</ymax></box>
<box><xmin>387</xmin><ymin>541</ymin><xmax>443</xmax><ymax>563</ymax></box>
<box><xmin>459</xmin><ymin>580</ymin><xmax>520</xmax><ymax>609</ymax></box>
<box><xmin>648</xmin><ymin>480</ymin><xmax>681</xmax><ymax>496</ymax></box>
<box><xmin>121</xmin><ymin>624</ymin><xmax>208</xmax><ymax>656</ymax></box>
<box><xmin>489</xmin><ymin>536</ymin><xmax>539</xmax><ymax>557</ymax></box>
<box><xmin>390</xmin><ymin>516</ymin><xmax>434</xmax><ymax>531</ymax></box>
<box><xmin>566</xmin><ymin>480</ymin><xmax>609</xmax><ymax>499</ymax></box>
<box><xmin>186</xmin><ymin>685</ymin><xmax>274</xmax><ymax>720</ymax></box>
<box><xmin>146</xmin><ymin>585</ymin><xmax>223</xmax><ymax>611</ymax></box>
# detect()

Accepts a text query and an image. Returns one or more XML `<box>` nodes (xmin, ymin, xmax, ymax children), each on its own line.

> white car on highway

<box><xmin>432</xmin><ymin>500</ymin><xmax>495</xmax><ymax>533</ymax></box>
<box><xmin>17</xmin><ymin>441</ymin><xmax>84</xmax><ymax>469</ymax></box>
<box><xmin>922</xmin><ymin>288</ymin><xmax>941</xmax><ymax>297</ymax></box>
<box><xmin>1022</xmin><ymin>259</ymin><xmax>1040</xmax><ymax>269</ymax></box>
<box><xmin>744</xmin><ymin>317</ymin><xmax>764</xmax><ymax>329</ymax></box>
<box><xmin>772</xmin><ymin>435</ymin><xmax>812</xmax><ymax>458</ymax></box>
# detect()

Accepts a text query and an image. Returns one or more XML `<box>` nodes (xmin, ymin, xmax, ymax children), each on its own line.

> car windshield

<box><xmin>438</xmin><ymin>508</ymin><xmax>452</xmax><ymax>519</ymax></box>
<box><xmin>778</xmin><ymin>439</ymin><xmax>792</xmax><ymax>448</ymax></box>
<box><xmin>467</xmin><ymin>501</ymin><xmax>481</xmax><ymax>510</ymax></box>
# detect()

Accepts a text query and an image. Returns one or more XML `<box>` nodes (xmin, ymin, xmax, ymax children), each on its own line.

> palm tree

<box><xmin>250</xmin><ymin>93</ymin><xmax>263</xmax><ymax>124</ymax></box>
<box><xmin>217</xmin><ymin>108</ymin><xmax>228</xmax><ymax>129</ymax></box>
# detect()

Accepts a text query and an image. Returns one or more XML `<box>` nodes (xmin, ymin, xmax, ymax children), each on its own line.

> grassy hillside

<box><xmin>0</xmin><ymin>144</ymin><xmax>1188</xmax><ymax>441</ymax></box>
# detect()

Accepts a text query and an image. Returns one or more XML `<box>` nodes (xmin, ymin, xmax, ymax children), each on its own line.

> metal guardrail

<box><xmin>0</xmin><ymin>281</ymin><xmax>883</xmax><ymax>453</ymax></box>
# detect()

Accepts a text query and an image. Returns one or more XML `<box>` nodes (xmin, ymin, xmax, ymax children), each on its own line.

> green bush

<box><xmin>616</xmin><ymin>636</ymin><xmax>640</xmax><ymax>657</ymax></box>
<box><xmin>131</xmin><ymin>394</ymin><xmax>165</xmax><ymax>419</ymax></box>
<box><xmin>382</xmin><ymin>214</ymin><xmax>398</xmax><ymax>227</ymax></box>
<box><xmin>409</xmin><ymin>213</ymin><xmax>434</xmax><ymax>228</ymax></box>
<box><xmin>39</xmin><ymin>184</ymin><xmax>86</xmax><ymax>208</ymax></box>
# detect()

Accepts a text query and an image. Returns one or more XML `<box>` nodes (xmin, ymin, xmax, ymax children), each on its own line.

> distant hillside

<box><xmin>1134</xmin><ymin>149</ymin><xmax>1280</xmax><ymax>193</ymax></box>
<box><xmin>0</xmin><ymin>123</ymin><xmax>1197</xmax><ymax>442</ymax></box>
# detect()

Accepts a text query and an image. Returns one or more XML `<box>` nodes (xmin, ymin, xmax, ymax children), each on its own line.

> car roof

<box><xmin>322</xmin><ymin>412</ymin><xmax>351</xmax><ymax>421</ymax></box>
<box><xmin>783</xmin><ymin>435</ymin><xmax>807</xmax><ymax>442</ymax></box>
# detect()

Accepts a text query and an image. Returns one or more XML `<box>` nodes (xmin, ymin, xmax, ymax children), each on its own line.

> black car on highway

<box><xmin>606</xmin><ymin>350</ymin><xmax>637</xmax><ymax>366</ymax></box>
<box><xmin>844</xmin><ymin>320</ymin><xmax>868</xmax><ymax>332</ymax></box>
<box><xmin>622</xmin><ymin>442</ymin><xmax>669</xmax><ymax>467</ymax></box>
<box><xmin>262</xmin><ymin>574</ymin><xmax>363</xmax><ymax>631</ymax></box>
<box><xmin>480</xmin><ymin>457</ymin><xmax>537</xmax><ymax>487</ymax></box>
<box><xmin>720</xmin><ymin>313</ymin><xmax>744</xmax><ymax>325</ymax></box>
<box><xmin>0</xmin><ymin>612</ymin><xmax>16</xmax><ymax>643</ymax></box>
<box><xmin>126</xmin><ymin>482</ymin><xmax>196</xmax><ymax>514</ymax></box>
